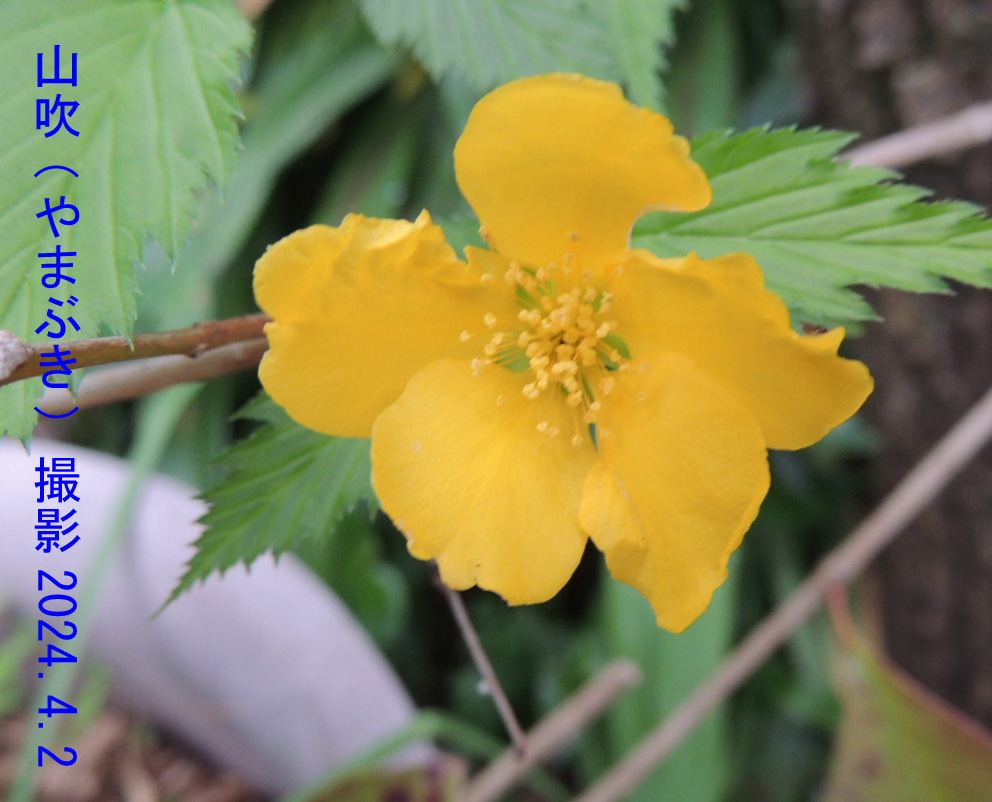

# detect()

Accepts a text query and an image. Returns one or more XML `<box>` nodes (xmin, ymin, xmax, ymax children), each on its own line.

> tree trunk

<box><xmin>791</xmin><ymin>0</ymin><xmax>992</xmax><ymax>727</ymax></box>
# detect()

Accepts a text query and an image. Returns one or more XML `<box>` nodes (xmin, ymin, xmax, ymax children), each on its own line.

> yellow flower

<box><xmin>253</xmin><ymin>74</ymin><xmax>873</xmax><ymax>632</ymax></box>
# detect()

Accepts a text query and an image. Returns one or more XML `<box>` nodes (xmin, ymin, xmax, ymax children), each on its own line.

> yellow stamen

<box><xmin>476</xmin><ymin>248</ymin><xmax>630</xmax><ymax>430</ymax></box>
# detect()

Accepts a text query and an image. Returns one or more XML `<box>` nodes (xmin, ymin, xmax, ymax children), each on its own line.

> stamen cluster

<box><xmin>468</xmin><ymin>257</ymin><xmax>627</xmax><ymax>444</ymax></box>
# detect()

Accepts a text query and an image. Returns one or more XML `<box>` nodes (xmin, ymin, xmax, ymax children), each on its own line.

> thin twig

<box><xmin>0</xmin><ymin>313</ymin><xmax>269</xmax><ymax>387</ymax></box>
<box><xmin>436</xmin><ymin>575</ymin><xmax>528</xmax><ymax>754</ymax></box>
<box><xmin>844</xmin><ymin>99</ymin><xmax>992</xmax><ymax>168</ymax></box>
<box><xmin>572</xmin><ymin>382</ymin><xmax>992</xmax><ymax>802</ymax></box>
<box><xmin>464</xmin><ymin>659</ymin><xmax>642</xmax><ymax>802</ymax></box>
<box><xmin>35</xmin><ymin>338</ymin><xmax>269</xmax><ymax>415</ymax></box>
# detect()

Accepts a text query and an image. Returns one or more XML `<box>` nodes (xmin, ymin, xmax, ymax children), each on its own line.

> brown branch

<box><xmin>572</xmin><ymin>382</ymin><xmax>992</xmax><ymax>802</ymax></box>
<box><xmin>844</xmin><ymin>99</ymin><xmax>992</xmax><ymax>168</ymax></box>
<box><xmin>436</xmin><ymin>574</ymin><xmax>528</xmax><ymax>754</ymax></box>
<box><xmin>464</xmin><ymin>660</ymin><xmax>642</xmax><ymax>802</ymax></box>
<box><xmin>0</xmin><ymin>313</ymin><xmax>269</xmax><ymax>388</ymax></box>
<box><xmin>0</xmin><ymin>331</ymin><xmax>32</xmax><ymax>383</ymax></box>
<box><xmin>35</xmin><ymin>338</ymin><xmax>269</xmax><ymax>416</ymax></box>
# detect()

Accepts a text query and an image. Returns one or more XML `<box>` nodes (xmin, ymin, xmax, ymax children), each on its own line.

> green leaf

<box><xmin>168</xmin><ymin>393</ymin><xmax>375</xmax><ymax>604</ymax></box>
<box><xmin>437</xmin><ymin>216</ymin><xmax>486</xmax><ymax>253</ymax></box>
<box><xmin>633</xmin><ymin>127</ymin><xmax>992</xmax><ymax>325</ymax></box>
<box><xmin>0</xmin><ymin>0</ymin><xmax>251</xmax><ymax>438</ymax></box>
<box><xmin>595</xmin><ymin>0</ymin><xmax>686</xmax><ymax>113</ymax></box>
<box><xmin>179</xmin><ymin>1</ymin><xmax>397</xmax><ymax>287</ymax></box>
<box><xmin>138</xmin><ymin>0</ymin><xmax>397</xmax><ymax>334</ymax></box>
<box><xmin>586</xmin><ymin>568</ymin><xmax>735</xmax><ymax>802</ymax></box>
<box><xmin>357</xmin><ymin>0</ymin><xmax>618</xmax><ymax>91</ymax></box>
<box><xmin>824</xmin><ymin>608</ymin><xmax>992</xmax><ymax>801</ymax></box>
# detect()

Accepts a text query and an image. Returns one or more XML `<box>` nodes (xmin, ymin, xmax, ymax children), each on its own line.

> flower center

<box><xmin>468</xmin><ymin>258</ymin><xmax>628</xmax><ymax>445</ymax></box>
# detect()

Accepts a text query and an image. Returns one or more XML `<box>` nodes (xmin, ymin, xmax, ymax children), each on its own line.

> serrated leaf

<box><xmin>596</xmin><ymin>0</ymin><xmax>686</xmax><ymax>113</ymax></box>
<box><xmin>0</xmin><ymin>0</ymin><xmax>251</xmax><ymax>438</ymax></box>
<box><xmin>357</xmin><ymin>0</ymin><xmax>618</xmax><ymax>91</ymax></box>
<box><xmin>825</xmin><ymin>607</ymin><xmax>992</xmax><ymax>801</ymax></box>
<box><xmin>137</xmin><ymin>0</ymin><xmax>397</xmax><ymax>335</ymax></box>
<box><xmin>633</xmin><ymin>127</ymin><xmax>992</xmax><ymax>325</ymax></box>
<box><xmin>168</xmin><ymin>393</ymin><xmax>375</xmax><ymax>604</ymax></box>
<box><xmin>172</xmin><ymin>1</ymin><xmax>398</xmax><ymax>292</ymax></box>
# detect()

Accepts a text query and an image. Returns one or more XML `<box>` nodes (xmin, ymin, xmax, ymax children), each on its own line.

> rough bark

<box><xmin>791</xmin><ymin>0</ymin><xmax>992</xmax><ymax>727</ymax></box>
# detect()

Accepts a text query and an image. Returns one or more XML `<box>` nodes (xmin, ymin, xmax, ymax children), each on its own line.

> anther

<box><xmin>569</xmin><ymin>230</ymin><xmax>581</xmax><ymax>241</ymax></box>
<box><xmin>459</xmin><ymin>331</ymin><xmax>472</xmax><ymax>342</ymax></box>
<box><xmin>571</xmin><ymin>434</ymin><xmax>584</xmax><ymax>448</ymax></box>
<box><xmin>484</xmin><ymin>313</ymin><xmax>497</xmax><ymax>329</ymax></box>
<box><xmin>480</xmin><ymin>273</ymin><xmax>494</xmax><ymax>285</ymax></box>
<box><xmin>536</xmin><ymin>421</ymin><xmax>550</xmax><ymax>433</ymax></box>
<box><xmin>480</xmin><ymin>225</ymin><xmax>490</xmax><ymax>241</ymax></box>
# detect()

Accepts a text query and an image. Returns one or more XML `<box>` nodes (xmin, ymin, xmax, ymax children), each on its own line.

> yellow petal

<box><xmin>254</xmin><ymin>212</ymin><xmax>514</xmax><ymax>437</ymax></box>
<box><xmin>454</xmin><ymin>74</ymin><xmax>711</xmax><ymax>272</ymax></box>
<box><xmin>579</xmin><ymin>353</ymin><xmax>770</xmax><ymax>632</ymax></box>
<box><xmin>611</xmin><ymin>250</ymin><xmax>873</xmax><ymax>450</ymax></box>
<box><xmin>371</xmin><ymin>359</ymin><xmax>596</xmax><ymax>604</ymax></box>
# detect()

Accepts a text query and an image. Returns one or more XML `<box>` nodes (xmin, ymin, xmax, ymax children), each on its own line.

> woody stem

<box><xmin>0</xmin><ymin>313</ymin><xmax>270</xmax><ymax>388</ymax></box>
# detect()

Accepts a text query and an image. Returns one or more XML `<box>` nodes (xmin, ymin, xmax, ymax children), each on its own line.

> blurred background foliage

<box><xmin>16</xmin><ymin>0</ymin><xmax>990</xmax><ymax>800</ymax></box>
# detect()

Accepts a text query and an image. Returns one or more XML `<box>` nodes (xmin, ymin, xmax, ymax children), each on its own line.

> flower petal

<box><xmin>371</xmin><ymin>359</ymin><xmax>596</xmax><ymax>604</ymax></box>
<box><xmin>454</xmin><ymin>74</ymin><xmax>711</xmax><ymax>272</ymax></box>
<box><xmin>579</xmin><ymin>353</ymin><xmax>770</xmax><ymax>632</ymax></box>
<box><xmin>254</xmin><ymin>212</ymin><xmax>514</xmax><ymax>437</ymax></box>
<box><xmin>610</xmin><ymin>250</ymin><xmax>873</xmax><ymax>450</ymax></box>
